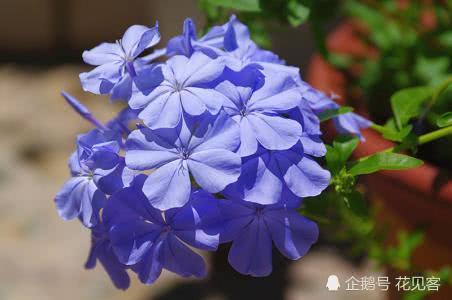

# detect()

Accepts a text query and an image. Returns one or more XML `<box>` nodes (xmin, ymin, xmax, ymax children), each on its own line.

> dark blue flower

<box><xmin>125</xmin><ymin>112</ymin><xmax>241</xmax><ymax>210</ymax></box>
<box><xmin>103</xmin><ymin>175</ymin><xmax>223</xmax><ymax>284</ymax></box>
<box><xmin>80</xmin><ymin>23</ymin><xmax>163</xmax><ymax>101</ymax></box>
<box><xmin>219</xmin><ymin>191</ymin><xmax>318</xmax><ymax>277</ymax></box>
<box><xmin>85</xmin><ymin>223</ymin><xmax>130</xmax><ymax>290</ymax></box>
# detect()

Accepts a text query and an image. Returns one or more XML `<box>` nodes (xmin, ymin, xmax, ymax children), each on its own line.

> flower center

<box><xmin>255</xmin><ymin>207</ymin><xmax>264</xmax><ymax>217</ymax></box>
<box><xmin>179</xmin><ymin>150</ymin><xmax>190</xmax><ymax>160</ymax></box>
<box><xmin>239</xmin><ymin>107</ymin><xmax>248</xmax><ymax>117</ymax></box>
<box><xmin>162</xmin><ymin>224</ymin><xmax>172</xmax><ymax>233</ymax></box>
<box><xmin>174</xmin><ymin>80</ymin><xmax>184</xmax><ymax>92</ymax></box>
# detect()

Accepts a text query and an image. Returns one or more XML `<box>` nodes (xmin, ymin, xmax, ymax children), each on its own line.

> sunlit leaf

<box><xmin>436</xmin><ymin>112</ymin><xmax>452</xmax><ymax>128</ymax></box>
<box><xmin>390</xmin><ymin>86</ymin><xmax>433</xmax><ymax>129</ymax></box>
<box><xmin>318</xmin><ymin>106</ymin><xmax>354</xmax><ymax>122</ymax></box>
<box><xmin>349</xmin><ymin>153</ymin><xmax>423</xmax><ymax>176</ymax></box>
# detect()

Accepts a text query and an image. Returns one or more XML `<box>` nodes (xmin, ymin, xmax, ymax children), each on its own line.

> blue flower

<box><xmin>55</xmin><ymin>129</ymin><xmax>133</xmax><ymax>227</ymax></box>
<box><xmin>167</xmin><ymin>15</ymin><xmax>249</xmax><ymax>58</ymax></box>
<box><xmin>103</xmin><ymin>175</ymin><xmax>223</xmax><ymax>284</ymax></box>
<box><xmin>85</xmin><ymin>223</ymin><xmax>130</xmax><ymax>290</ymax></box>
<box><xmin>125</xmin><ymin>113</ymin><xmax>241</xmax><ymax>210</ymax></box>
<box><xmin>216</xmin><ymin>71</ymin><xmax>302</xmax><ymax>157</ymax></box>
<box><xmin>226</xmin><ymin>142</ymin><xmax>330</xmax><ymax>205</ymax></box>
<box><xmin>80</xmin><ymin>23</ymin><xmax>163</xmax><ymax>101</ymax></box>
<box><xmin>89</xmin><ymin>140</ymin><xmax>135</xmax><ymax>195</ymax></box>
<box><xmin>219</xmin><ymin>191</ymin><xmax>318</xmax><ymax>277</ymax></box>
<box><xmin>55</xmin><ymin>132</ymin><xmax>107</xmax><ymax>227</ymax></box>
<box><xmin>300</xmin><ymin>84</ymin><xmax>372</xmax><ymax>140</ymax></box>
<box><xmin>129</xmin><ymin>51</ymin><xmax>228</xmax><ymax>129</ymax></box>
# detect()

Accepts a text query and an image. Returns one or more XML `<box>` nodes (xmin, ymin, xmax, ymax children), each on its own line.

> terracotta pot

<box><xmin>307</xmin><ymin>21</ymin><xmax>452</xmax><ymax>299</ymax></box>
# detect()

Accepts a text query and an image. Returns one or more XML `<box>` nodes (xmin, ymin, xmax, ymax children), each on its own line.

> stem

<box><xmin>418</xmin><ymin>125</ymin><xmax>452</xmax><ymax>145</ymax></box>
<box><xmin>358</xmin><ymin>125</ymin><xmax>452</xmax><ymax>162</ymax></box>
<box><xmin>417</xmin><ymin>76</ymin><xmax>452</xmax><ymax>128</ymax></box>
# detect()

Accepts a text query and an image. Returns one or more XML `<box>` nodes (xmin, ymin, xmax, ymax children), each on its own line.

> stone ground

<box><xmin>0</xmin><ymin>65</ymin><xmax>385</xmax><ymax>300</ymax></box>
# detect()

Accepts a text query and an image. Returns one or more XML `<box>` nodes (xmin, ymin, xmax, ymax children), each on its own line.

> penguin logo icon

<box><xmin>326</xmin><ymin>275</ymin><xmax>341</xmax><ymax>291</ymax></box>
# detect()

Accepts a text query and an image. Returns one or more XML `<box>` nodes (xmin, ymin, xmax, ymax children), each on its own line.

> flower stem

<box><xmin>378</xmin><ymin>125</ymin><xmax>452</xmax><ymax>154</ymax></box>
<box><xmin>418</xmin><ymin>125</ymin><xmax>452</xmax><ymax>145</ymax></box>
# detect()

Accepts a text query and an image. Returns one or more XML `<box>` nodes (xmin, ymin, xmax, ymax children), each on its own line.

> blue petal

<box><xmin>228</xmin><ymin>217</ymin><xmax>273</xmax><ymax>277</ymax></box>
<box><xmin>85</xmin><ymin>234</ymin><xmax>131</xmax><ymax>290</ymax></box>
<box><xmin>181</xmin><ymin>87</ymin><xmax>226</xmax><ymax>115</ymax></box>
<box><xmin>333</xmin><ymin>112</ymin><xmax>372</xmax><ymax>141</ymax></box>
<box><xmin>133</xmin><ymin>64</ymin><xmax>164</xmax><ymax>96</ymax></box>
<box><xmin>161</xmin><ymin>235</ymin><xmax>207</xmax><ymax>278</ymax></box>
<box><xmin>264</xmin><ymin>208</ymin><xmax>318</xmax><ymax>260</ymax></box>
<box><xmin>125</xmin><ymin>128</ymin><xmax>180</xmax><ymax>170</ymax></box>
<box><xmin>248</xmin><ymin>79</ymin><xmax>301</xmax><ymax>113</ymax></box>
<box><xmin>103</xmin><ymin>175</ymin><xmax>164</xmax><ymax>227</ymax></box>
<box><xmin>237</xmin><ymin>153</ymin><xmax>282</xmax><ymax>205</ymax></box>
<box><xmin>135</xmin><ymin>237</ymin><xmax>164</xmax><ymax>285</ymax></box>
<box><xmin>299</xmin><ymin>134</ymin><xmax>326</xmax><ymax>157</ymax></box>
<box><xmin>167</xmin><ymin>190</ymin><xmax>222</xmax><ymax>250</ymax></box>
<box><xmin>188</xmin><ymin>149</ymin><xmax>241</xmax><ymax>193</ymax></box>
<box><xmin>139</xmin><ymin>91</ymin><xmax>182</xmax><ymax>129</ymax></box>
<box><xmin>110</xmin><ymin>74</ymin><xmax>133</xmax><ymax>101</ymax></box>
<box><xmin>281</xmin><ymin>154</ymin><xmax>331</xmax><ymax>198</ymax></box>
<box><xmin>142</xmin><ymin>159</ymin><xmax>191</xmax><ymax>210</ymax></box>
<box><xmin>79</xmin><ymin>62</ymin><xmax>122</xmax><ymax>95</ymax></box>
<box><xmin>93</xmin><ymin>158</ymin><xmax>135</xmax><ymax>195</ymax></box>
<box><xmin>247</xmin><ymin>114</ymin><xmax>302</xmax><ymax>151</ymax></box>
<box><xmin>188</xmin><ymin>112</ymin><xmax>241</xmax><ymax>153</ymax></box>
<box><xmin>237</xmin><ymin>117</ymin><xmax>259</xmax><ymax>157</ymax></box>
<box><xmin>166</xmin><ymin>18</ymin><xmax>196</xmax><ymax>57</ymax></box>
<box><xmin>121</xmin><ymin>24</ymin><xmax>161</xmax><ymax>58</ymax></box>
<box><xmin>182</xmin><ymin>52</ymin><xmax>225</xmax><ymax>87</ymax></box>
<box><xmin>82</xmin><ymin>43</ymin><xmax>122</xmax><ymax>65</ymax></box>
<box><xmin>218</xmin><ymin>199</ymin><xmax>255</xmax><ymax>242</ymax></box>
<box><xmin>110</xmin><ymin>221</ymin><xmax>160</xmax><ymax>265</ymax></box>
<box><xmin>55</xmin><ymin>177</ymin><xmax>106</xmax><ymax>227</ymax></box>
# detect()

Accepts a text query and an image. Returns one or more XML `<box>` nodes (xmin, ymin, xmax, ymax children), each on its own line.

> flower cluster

<box><xmin>55</xmin><ymin>16</ymin><xmax>370</xmax><ymax>289</ymax></box>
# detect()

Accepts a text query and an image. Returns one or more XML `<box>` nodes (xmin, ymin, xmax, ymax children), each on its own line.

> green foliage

<box><xmin>349</xmin><ymin>152</ymin><xmax>423</xmax><ymax>176</ymax></box>
<box><xmin>371</xmin><ymin>230</ymin><xmax>424</xmax><ymax>270</ymax></box>
<box><xmin>390</xmin><ymin>86</ymin><xmax>433</xmax><ymax>129</ymax></box>
<box><xmin>199</xmin><ymin>0</ymin><xmax>341</xmax><ymax>48</ymax></box>
<box><xmin>199</xmin><ymin>0</ymin><xmax>452</xmax><ymax>289</ymax></box>
<box><xmin>436</xmin><ymin>112</ymin><xmax>452</xmax><ymax>127</ymax></box>
<box><xmin>318</xmin><ymin>106</ymin><xmax>354</xmax><ymax>122</ymax></box>
<box><xmin>325</xmin><ymin>135</ymin><xmax>359</xmax><ymax>174</ymax></box>
<box><xmin>204</xmin><ymin>0</ymin><xmax>261</xmax><ymax>12</ymax></box>
<box><xmin>287</xmin><ymin>0</ymin><xmax>310</xmax><ymax>26</ymax></box>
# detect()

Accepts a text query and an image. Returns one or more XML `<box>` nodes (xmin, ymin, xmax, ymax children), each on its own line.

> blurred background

<box><xmin>1</xmin><ymin>0</ymin><xmax>448</xmax><ymax>300</ymax></box>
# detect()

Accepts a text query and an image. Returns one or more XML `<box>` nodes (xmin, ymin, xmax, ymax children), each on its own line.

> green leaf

<box><xmin>390</xmin><ymin>86</ymin><xmax>433</xmax><ymax>129</ymax></box>
<box><xmin>349</xmin><ymin>153</ymin><xmax>423</xmax><ymax>176</ymax></box>
<box><xmin>414</xmin><ymin>56</ymin><xmax>450</xmax><ymax>85</ymax></box>
<box><xmin>287</xmin><ymin>0</ymin><xmax>310</xmax><ymax>27</ymax></box>
<box><xmin>375</xmin><ymin>119</ymin><xmax>413</xmax><ymax>142</ymax></box>
<box><xmin>205</xmin><ymin>0</ymin><xmax>260</xmax><ymax>11</ymax></box>
<box><xmin>333</xmin><ymin>135</ymin><xmax>360</xmax><ymax>163</ymax></box>
<box><xmin>436</xmin><ymin>112</ymin><xmax>452</xmax><ymax>128</ymax></box>
<box><xmin>345</xmin><ymin>191</ymin><xmax>368</xmax><ymax>218</ymax></box>
<box><xmin>438</xmin><ymin>31</ymin><xmax>452</xmax><ymax>48</ymax></box>
<box><xmin>326</xmin><ymin>136</ymin><xmax>359</xmax><ymax>174</ymax></box>
<box><xmin>318</xmin><ymin>106</ymin><xmax>354</xmax><ymax>122</ymax></box>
